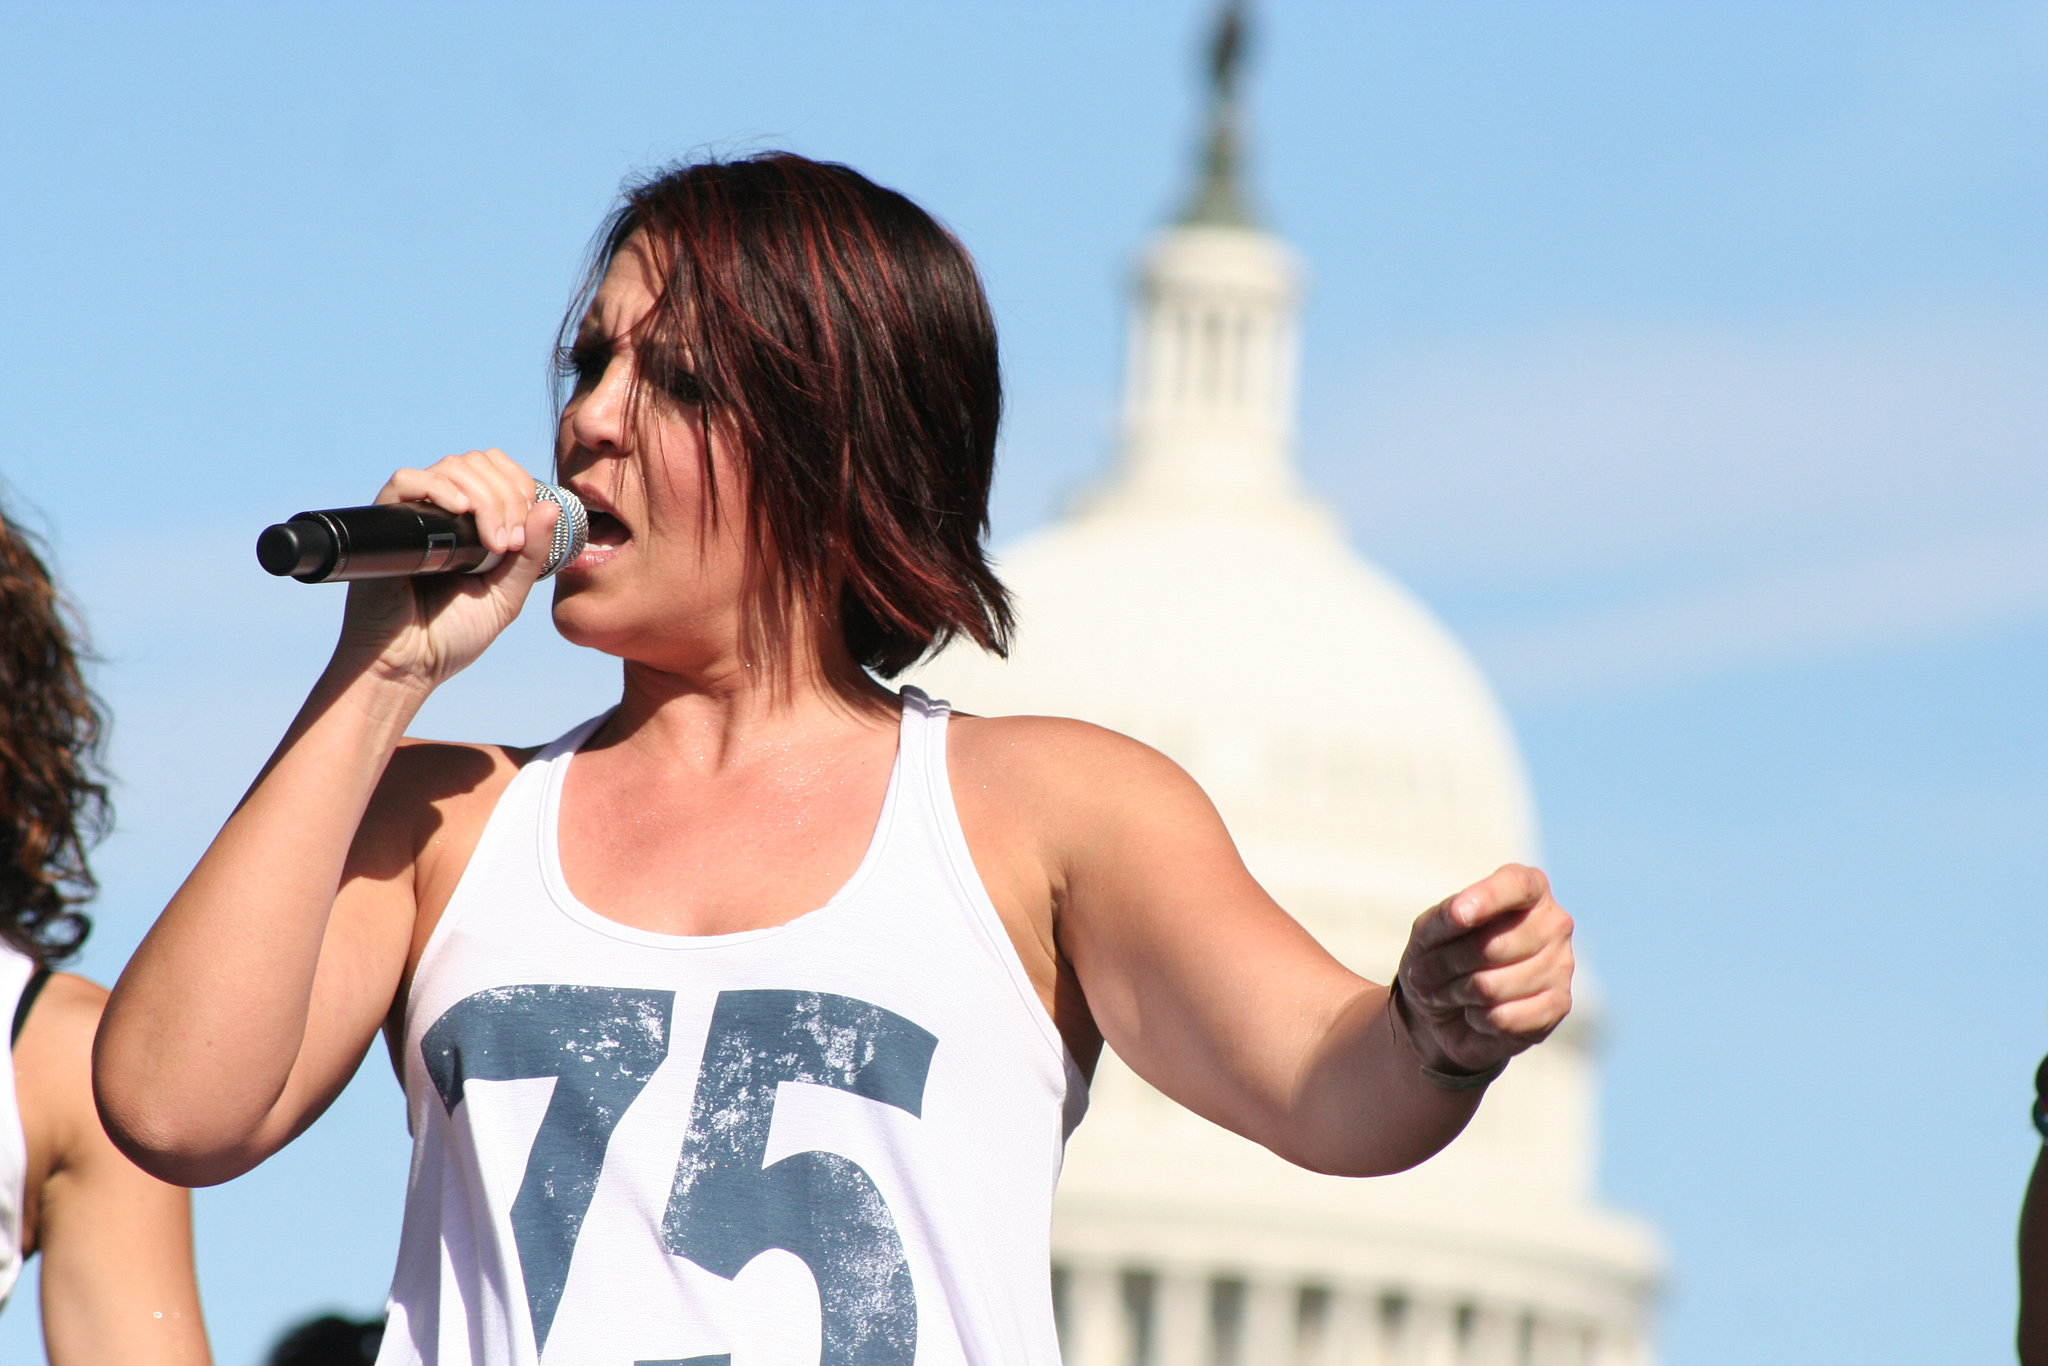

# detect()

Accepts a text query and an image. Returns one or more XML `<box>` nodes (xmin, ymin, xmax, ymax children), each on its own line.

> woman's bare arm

<box><xmin>93</xmin><ymin>669</ymin><xmax>433</xmax><ymax>1184</ymax></box>
<box><xmin>94</xmin><ymin>451</ymin><xmax>555</xmax><ymax>1185</ymax></box>
<box><xmin>954</xmin><ymin>717</ymin><xmax>1573</xmax><ymax>1178</ymax></box>
<box><xmin>20</xmin><ymin>974</ymin><xmax>211</xmax><ymax>1365</ymax></box>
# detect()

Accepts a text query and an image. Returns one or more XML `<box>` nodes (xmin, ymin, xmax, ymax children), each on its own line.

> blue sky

<box><xmin>1</xmin><ymin>3</ymin><xmax>2044</xmax><ymax>1362</ymax></box>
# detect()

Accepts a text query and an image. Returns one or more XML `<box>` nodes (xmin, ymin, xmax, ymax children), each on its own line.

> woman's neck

<box><xmin>603</xmin><ymin>624</ymin><xmax>898</xmax><ymax>769</ymax></box>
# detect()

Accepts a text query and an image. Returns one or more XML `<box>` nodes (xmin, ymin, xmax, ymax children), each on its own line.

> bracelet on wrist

<box><xmin>1418</xmin><ymin>1056</ymin><xmax>1508</xmax><ymax>1092</ymax></box>
<box><xmin>1390</xmin><ymin>978</ymin><xmax>1508</xmax><ymax>1093</ymax></box>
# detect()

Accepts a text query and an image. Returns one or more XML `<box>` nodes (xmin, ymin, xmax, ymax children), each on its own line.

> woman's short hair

<box><xmin>0</xmin><ymin>500</ymin><xmax>102</xmax><ymax>965</ymax></box>
<box><xmin>558</xmin><ymin>152</ymin><xmax>1014</xmax><ymax>677</ymax></box>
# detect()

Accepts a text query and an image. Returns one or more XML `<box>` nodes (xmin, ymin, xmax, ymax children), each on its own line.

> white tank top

<box><xmin>379</xmin><ymin>688</ymin><xmax>1084</xmax><ymax>1366</ymax></box>
<box><xmin>0</xmin><ymin>942</ymin><xmax>39</xmax><ymax>1310</ymax></box>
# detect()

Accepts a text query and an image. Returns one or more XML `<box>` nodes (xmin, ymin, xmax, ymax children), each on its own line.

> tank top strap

<box><xmin>0</xmin><ymin>943</ymin><xmax>36</xmax><ymax>1308</ymax></box>
<box><xmin>893</xmin><ymin>685</ymin><xmax>949</xmax><ymax>814</ymax></box>
<box><xmin>536</xmin><ymin>711</ymin><xmax>611</xmax><ymax>767</ymax></box>
<box><xmin>408</xmin><ymin>712</ymin><xmax>613</xmax><ymax>989</ymax></box>
<box><xmin>0</xmin><ymin>951</ymin><xmax>37</xmax><ymax>1038</ymax></box>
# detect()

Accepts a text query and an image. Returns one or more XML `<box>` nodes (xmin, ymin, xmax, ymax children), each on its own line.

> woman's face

<box><xmin>550</xmin><ymin>236</ymin><xmax>763</xmax><ymax>672</ymax></box>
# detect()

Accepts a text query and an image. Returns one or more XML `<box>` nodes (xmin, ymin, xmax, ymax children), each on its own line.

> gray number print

<box><xmin>421</xmin><ymin>984</ymin><xmax>675</xmax><ymax>1354</ymax></box>
<box><xmin>663</xmin><ymin>989</ymin><xmax>938</xmax><ymax>1366</ymax></box>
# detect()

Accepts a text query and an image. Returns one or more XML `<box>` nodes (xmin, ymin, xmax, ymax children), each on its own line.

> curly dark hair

<box><xmin>0</xmin><ymin>498</ymin><xmax>102</xmax><ymax>965</ymax></box>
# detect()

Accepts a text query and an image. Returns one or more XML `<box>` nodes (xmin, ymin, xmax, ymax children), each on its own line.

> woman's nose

<box><xmin>566</xmin><ymin>358</ymin><xmax>632</xmax><ymax>455</ymax></box>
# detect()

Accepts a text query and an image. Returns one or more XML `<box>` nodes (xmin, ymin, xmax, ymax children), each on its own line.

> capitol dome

<box><xmin>927</xmin><ymin>461</ymin><xmax>1539</xmax><ymax>977</ymax></box>
<box><xmin>911</xmin><ymin>6</ymin><xmax>1662</xmax><ymax>1364</ymax></box>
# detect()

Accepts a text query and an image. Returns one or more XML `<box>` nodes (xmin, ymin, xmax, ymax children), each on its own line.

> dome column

<box><xmin>1465</xmin><ymin>1304</ymin><xmax>1520</xmax><ymax>1365</ymax></box>
<box><xmin>1588</xmin><ymin>1322</ymin><xmax>1651</xmax><ymax>1366</ymax></box>
<box><xmin>1238</xmin><ymin>1275</ymin><xmax>1296</xmax><ymax>1364</ymax></box>
<box><xmin>1328</xmin><ymin>1286</ymin><xmax>1388</xmax><ymax>1366</ymax></box>
<box><xmin>1063</xmin><ymin>1261</ymin><xmax>1135</xmax><ymax>1366</ymax></box>
<box><xmin>1528</xmin><ymin>1317</ymin><xmax>1581</xmax><ymax>1366</ymax></box>
<box><xmin>1153</xmin><ymin>1265</ymin><xmax>1211</xmax><ymax>1366</ymax></box>
<box><xmin>1405</xmin><ymin>1295</ymin><xmax>1459</xmax><ymax>1366</ymax></box>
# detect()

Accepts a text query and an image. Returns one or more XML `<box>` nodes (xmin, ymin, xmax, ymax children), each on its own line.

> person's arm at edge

<box><xmin>20</xmin><ymin>974</ymin><xmax>211</xmax><ymax>1365</ymax></box>
<box><xmin>2021</xmin><ymin>1126</ymin><xmax>2047</xmax><ymax>1362</ymax></box>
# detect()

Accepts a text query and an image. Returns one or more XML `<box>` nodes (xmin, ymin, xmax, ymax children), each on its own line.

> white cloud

<box><xmin>1311</xmin><ymin>308</ymin><xmax>2048</xmax><ymax>583</ymax></box>
<box><xmin>1285</xmin><ymin>307</ymin><xmax>2048</xmax><ymax>696</ymax></box>
<box><xmin>1468</xmin><ymin>516</ymin><xmax>2048</xmax><ymax>701</ymax></box>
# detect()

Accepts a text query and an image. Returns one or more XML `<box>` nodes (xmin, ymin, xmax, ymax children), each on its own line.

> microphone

<box><xmin>256</xmin><ymin>484</ymin><xmax>589</xmax><ymax>584</ymax></box>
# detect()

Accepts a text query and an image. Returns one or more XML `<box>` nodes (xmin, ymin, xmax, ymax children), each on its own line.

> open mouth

<box><xmin>586</xmin><ymin>510</ymin><xmax>630</xmax><ymax>547</ymax></box>
<box><xmin>563</xmin><ymin>483</ymin><xmax>631</xmax><ymax>567</ymax></box>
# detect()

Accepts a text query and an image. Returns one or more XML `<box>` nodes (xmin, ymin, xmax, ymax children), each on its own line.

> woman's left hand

<box><xmin>1393</xmin><ymin>864</ymin><xmax>1576</xmax><ymax>1076</ymax></box>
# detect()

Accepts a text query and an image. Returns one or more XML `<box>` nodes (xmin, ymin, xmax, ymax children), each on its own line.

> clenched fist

<box><xmin>1394</xmin><ymin>864</ymin><xmax>1576</xmax><ymax>1079</ymax></box>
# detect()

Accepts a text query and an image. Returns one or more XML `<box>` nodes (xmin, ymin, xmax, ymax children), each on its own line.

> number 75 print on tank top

<box><xmin>421</xmin><ymin>986</ymin><xmax>937</xmax><ymax>1366</ymax></box>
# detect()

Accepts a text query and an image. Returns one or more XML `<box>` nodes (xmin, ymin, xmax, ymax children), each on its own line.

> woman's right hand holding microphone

<box><xmin>332</xmin><ymin>448</ymin><xmax>562</xmax><ymax>693</ymax></box>
<box><xmin>95</xmin><ymin>448</ymin><xmax>566</xmax><ymax>1185</ymax></box>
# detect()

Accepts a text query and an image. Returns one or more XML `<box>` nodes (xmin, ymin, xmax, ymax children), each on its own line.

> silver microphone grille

<box><xmin>534</xmin><ymin>483</ymin><xmax>589</xmax><ymax>578</ymax></box>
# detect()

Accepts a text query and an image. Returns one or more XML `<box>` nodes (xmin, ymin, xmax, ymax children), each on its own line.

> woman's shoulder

<box><xmin>385</xmin><ymin>737</ymin><xmax>540</xmax><ymax>792</ymax></box>
<box><xmin>946</xmin><ymin>710</ymin><xmax>1158</xmax><ymax>761</ymax></box>
<box><xmin>939</xmin><ymin>711</ymin><xmax>1234</xmax><ymax>943</ymax></box>
<box><xmin>371</xmin><ymin>738</ymin><xmax>532</xmax><ymax>826</ymax></box>
<box><xmin>943</xmin><ymin>711</ymin><xmax>1210</xmax><ymax>818</ymax></box>
<box><xmin>368</xmin><ymin>739</ymin><xmax>553</xmax><ymax>939</ymax></box>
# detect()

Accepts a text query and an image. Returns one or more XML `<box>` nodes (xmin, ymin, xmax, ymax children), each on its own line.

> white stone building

<box><xmin>912</xmin><ymin>6</ymin><xmax>1663</xmax><ymax>1363</ymax></box>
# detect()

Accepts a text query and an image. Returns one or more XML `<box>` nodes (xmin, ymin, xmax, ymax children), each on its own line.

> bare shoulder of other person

<box><xmin>20</xmin><ymin>973</ymin><xmax>211</xmax><ymax>1364</ymax></box>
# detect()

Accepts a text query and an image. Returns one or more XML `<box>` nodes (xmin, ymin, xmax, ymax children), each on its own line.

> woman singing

<box><xmin>96</xmin><ymin>154</ymin><xmax>1574</xmax><ymax>1366</ymax></box>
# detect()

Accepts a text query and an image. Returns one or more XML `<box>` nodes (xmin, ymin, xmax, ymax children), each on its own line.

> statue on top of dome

<box><xmin>1181</xmin><ymin>0</ymin><xmax>1261</xmax><ymax>229</ymax></box>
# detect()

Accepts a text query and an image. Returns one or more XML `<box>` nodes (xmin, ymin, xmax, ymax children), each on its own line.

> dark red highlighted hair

<box><xmin>558</xmin><ymin>152</ymin><xmax>1013</xmax><ymax>677</ymax></box>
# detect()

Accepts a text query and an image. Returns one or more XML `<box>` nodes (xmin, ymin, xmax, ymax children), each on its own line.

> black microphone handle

<box><xmin>259</xmin><ymin>484</ymin><xmax>588</xmax><ymax>583</ymax></box>
<box><xmin>257</xmin><ymin>502</ymin><xmax>503</xmax><ymax>583</ymax></box>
